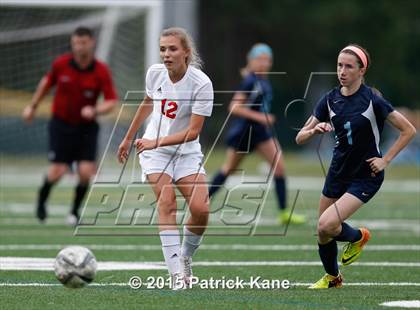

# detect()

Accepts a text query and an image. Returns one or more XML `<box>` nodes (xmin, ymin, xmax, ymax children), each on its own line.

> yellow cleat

<box><xmin>308</xmin><ymin>273</ymin><xmax>343</xmax><ymax>289</ymax></box>
<box><xmin>278</xmin><ymin>210</ymin><xmax>306</xmax><ymax>225</ymax></box>
<box><xmin>340</xmin><ymin>227</ymin><xmax>371</xmax><ymax>266</ymax></box>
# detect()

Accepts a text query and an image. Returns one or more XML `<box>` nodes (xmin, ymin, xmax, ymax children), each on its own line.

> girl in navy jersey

<box><xmin>296</xmin><ymin>44</ymin><xmax>416</xmax><ymax>289</ymax></box>
<box><xmin>209</xmin><ymin>43</ymin><xmax>305</xmax><ymax>224</ymax></box>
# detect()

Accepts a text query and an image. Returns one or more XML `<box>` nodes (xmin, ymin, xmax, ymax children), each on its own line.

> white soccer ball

<box><xmin>54</xmin><ymin>246</ymin><xmax>97</xmax><ymax>288</ymax></box>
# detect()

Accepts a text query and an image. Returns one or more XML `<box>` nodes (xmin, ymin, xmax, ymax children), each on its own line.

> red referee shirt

<box><xmin>46</xmin><ymin>53</ymin><xmax>118</xmax><ymax>125</ymax></box>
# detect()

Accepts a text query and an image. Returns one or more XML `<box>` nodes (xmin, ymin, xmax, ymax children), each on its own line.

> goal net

<box><xmin>0</xmin><ymin>0</ymin><xmax>163</xmax><ymax>181</ymax></box>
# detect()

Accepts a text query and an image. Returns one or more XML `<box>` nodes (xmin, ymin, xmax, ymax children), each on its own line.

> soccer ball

<box><xmin>54</xmin><ymin>246</ymin><xmax>97</xmax><ymax>288</ymax></box>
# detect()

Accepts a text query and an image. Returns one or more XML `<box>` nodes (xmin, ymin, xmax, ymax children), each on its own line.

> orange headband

<box><xmin>341</xmin><ymin>45</ymin><xmax>368</xmax><ymax>68</ymax></box>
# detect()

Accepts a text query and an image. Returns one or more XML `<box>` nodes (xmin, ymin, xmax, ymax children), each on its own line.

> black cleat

<box><xmin>36</xmin><ymin>204</ymin><xmax>47</xmax><ymax>223</ymax></box>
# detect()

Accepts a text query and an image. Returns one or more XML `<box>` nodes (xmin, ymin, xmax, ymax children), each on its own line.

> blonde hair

<box><xmin>160</xmin><ymin>27</ymin><xmax>203</xmax><ymax>69</ymax></box>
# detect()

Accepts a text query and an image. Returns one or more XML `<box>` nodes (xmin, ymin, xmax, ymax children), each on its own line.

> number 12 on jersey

<box><xmin>161</xmin><ymin>99</ymin><xmax>178</xmax><ymax>119</ymax></box>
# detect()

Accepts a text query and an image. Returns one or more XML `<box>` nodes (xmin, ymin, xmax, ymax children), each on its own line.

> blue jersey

<box><xmin>226</xmin><ymin>73</ymin><xmax>274</xmax><ymax>151</ymax></box>
<box><xmin>314</xmin><ymin>84</ymin><xmax>394</xmax><ymax>180</ymax></box>
<box><xmin>238</xmin><ymin>73</ymin><xmax>273</xmax><ymax>112</ymax></box>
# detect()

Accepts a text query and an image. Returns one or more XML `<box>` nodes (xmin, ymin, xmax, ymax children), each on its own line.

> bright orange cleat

<box><xmin>340</xmin><ymin>227</ymin><xmax>371</xmax><ymax>266</ymax></box>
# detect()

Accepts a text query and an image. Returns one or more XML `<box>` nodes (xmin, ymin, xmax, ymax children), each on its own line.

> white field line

<box><xmin>256</xmin><ymin>219</ymin><xmax>420</xmax><ymax>234</ymax></box>
<box><xmin>380</xmin><ymin>300</ymin><xmax>420</xmax><ymax>308</ymax></box>
<box><xmin>1</xmin><ymin>244</ymin><xmax>420</xmax><ymax>251</ymax></box>
<box><xmin>1</xmin><ymin>218</ymin><xmax>419</xmax><ymax>234</ymax></box>
<box><xmin>2</xmin><ymin>174</ymin><xmax>419</xmax><ymax>192</ymax></box>
<box><xmin>0</xmin><ymin>282</ymin><xmax>420</xmax><ymax>287</ymax></box>
<box><xmin>1</xmin><ymin>257</ymin><xmax>420</xmax><ymax>271</ymax></box>
<box><xmin>1</xmin><ymin>205</ymin><xmax>419</xmax><ymax>234</ymax></box>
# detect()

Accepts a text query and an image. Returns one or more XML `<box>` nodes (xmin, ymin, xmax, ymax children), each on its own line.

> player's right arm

<box><xmin>295</xmin><ymin>116</ymin><xmax>332</xmax><ymax>145</ymax></box>
<box><xmin>117</xmin><ymin>95</ymin><xmax>153</xmax><ymax>163</ymax></box>
<box><xmin>296</xmin><ymin>93</ymin><xmax>333</xmax><ymax>145</ymax></box>
<box><xmin>228</xmin><ymin>91</ymin><xmax>275</xmax><ymax>126</ymax></box>
<box><xmin>22</xmin><ymin>76</ymin><xmax>52</xmax><ymax>123</ymax></box>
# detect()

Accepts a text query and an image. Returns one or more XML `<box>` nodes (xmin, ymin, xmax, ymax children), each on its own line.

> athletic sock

<box><xmin>181</xmin><ymin>226</ymin><xmax>203</xmax><ymax>257</ymax></box>
<box><xmin>159</xmin><ymin>230</ymin><xmax>181</xmax><ymax>275</ymax></box>
<box><xmin>334</xmin><ymin>222</ymin><xmax>362</xmax><ymax>243</ymax></box>
<box><xmin>37</xmin><ymin>177</ymin><xmax>56</xmax><ymax>220</ymax></box>
<box><xmin>38</xmin><ymin>177</ymin><xmax>55</xmax><ymax>207</ymax></box>
<box><xmin>274</xmin><ymin>176</ymin><xmax>287</xmax><ymax>210</ymax></box>
<box><xmin>208</xmin><ymin>170</ymin><xmax>227</xmax><ymax>197</ymax></box>
<box><xmin>71</xmin><ymin>182</ymin><xmax>89</xmax><ymax>218</ymax></box>
<box><xmin>318</xmin><ymin>240</ymin><xmax>339</xmax><ymax>276</ymax></box>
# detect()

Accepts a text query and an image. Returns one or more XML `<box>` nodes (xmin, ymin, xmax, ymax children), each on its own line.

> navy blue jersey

<box><xmin>238</xmin><ymin>73</ymin><xmax>273</xmax><ymax>112</ymax></box>
<box><xmin>314</xmin><ymin>84</ymin><xmax>394</xmax><ymax>179</ymax></box>
<box><xmin>230</xmin><ymin>73</ymin><xmax>273</xmax><ymax>128</ymax></box>
<box><xmin>226</xmin><ymin>73</ymin><xmax>274</xmax><ymax>151</ymax></box>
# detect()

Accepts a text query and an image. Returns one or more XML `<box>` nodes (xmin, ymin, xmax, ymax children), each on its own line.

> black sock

<box><xmin>318</xmin><ymin>240</ymin><xmax>339</xmax><ymax>276</ymax></box>
<box><xmin>38</xmin><ymin>177</ymin><xmax>55</xmax><ymax>208</ymax></box>
<box><xmin>334</xmin><ymin>222</ymin><xmax>362</xmax><ymax>243</ymax></box>
<box><xmin>274</xmin><ymin>176</ymin><xmax>286</xmax><ymax>210</ymax></box>
<box><xmin>208</xmin><ymin>170</ymin><xmax>227</xmax><ymax>197</ymax></box>
<box><xmin>71</xmin><ymin>183</ymin><xmax>89</xmax><ymax>217</ymax></box>
<box><xmin>36</xmin><ymin>177</ymin><xmax>56</xmax><ymax>220</ymax></box>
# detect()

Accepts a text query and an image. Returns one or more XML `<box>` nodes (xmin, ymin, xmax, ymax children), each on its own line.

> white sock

<box><xmin>159</xmin><ymin>230</ymin><xmax>181</xmax><ymax>275</ymax></box>
<box><xmin>181</xmin><ymin>226</ymin><xmax>203</xmax><ymax>258</ymax></box>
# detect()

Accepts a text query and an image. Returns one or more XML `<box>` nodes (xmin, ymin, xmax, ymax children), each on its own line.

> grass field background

<box><xmin>1</xmin><ymin>152</ymin><xmax>419</xmax><ymax>309</ymax></box>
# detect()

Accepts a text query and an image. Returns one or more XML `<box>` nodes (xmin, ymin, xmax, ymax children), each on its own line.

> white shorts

<box><xmin>139</xmin><ymin>150</ymin><xmax>206</xmax><ymax>182</ymax></box>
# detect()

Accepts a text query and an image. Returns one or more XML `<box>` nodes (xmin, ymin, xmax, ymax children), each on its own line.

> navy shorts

<box><xmin>226</xmin><ymin>121</ymin><xmax>272</xmax><ymax>152</ymax></box>
<box><xmin>48</xmin><ymin>117</ymin><xmax>99</xmax><ymax>165</ymax></box>
<box><xmin>322</xmin><ymin>171</ymin><xmax>384</xmax><ymax>203</ymax></box>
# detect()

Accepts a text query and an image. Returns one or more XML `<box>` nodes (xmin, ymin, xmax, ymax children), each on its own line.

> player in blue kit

<box><xmin>296</xmin><ymin>44</ymin><xmax>416</xmax><ymax>288</ymax></box>
<box><xmin>209</xmin><ymin>43</ymin><xmax>305</xmax><ymax>224</ymax></box>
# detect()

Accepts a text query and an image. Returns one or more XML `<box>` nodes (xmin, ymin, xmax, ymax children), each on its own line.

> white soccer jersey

<box><xmin>142</xmin><ymin>63</ymin><xmax>213</xmax><ymax>154</ymax></box>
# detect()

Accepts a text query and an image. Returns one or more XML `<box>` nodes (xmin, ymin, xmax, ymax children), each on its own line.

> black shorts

<box><xmin>226</xmin><ymin>121</ymin><xmax>272</xmax><ymax>152</ymax></box>
<box><xmin>48</xmin><ymin>117</ymin><xmax>99</xmax><ymax>165</ymax></box>
<box><xmin>322</xmin><ymin>171</ymin><xmax>384</xmax><ymax>203</ymax></box>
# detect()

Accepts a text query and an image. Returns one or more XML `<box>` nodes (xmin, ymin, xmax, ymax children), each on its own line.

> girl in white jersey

<box><xmin>118</xmin><ymin>27</ymin><xmax>213</xmax><ymax>289</ymax></box>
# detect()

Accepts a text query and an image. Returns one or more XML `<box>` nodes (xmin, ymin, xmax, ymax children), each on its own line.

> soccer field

<box><xmin>1</xmin><ymin>157</ymin><xmax>419</xmax><ymax>309</ymax></box>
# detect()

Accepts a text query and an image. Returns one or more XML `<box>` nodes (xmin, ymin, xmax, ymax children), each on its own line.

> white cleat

<box><xmin>180</xmin><ymin>256</ymin><xmax>193</xmax><ymax>287</ymax></box>
<box><xmin>170</xmin><ymin>272</ymin><xmax>186</xmax><ymax>290</ymax></box>
<box><xmin>65</xmin><ymin>214</ymin><xmax>78</xmax><ymax>226</ymax></box>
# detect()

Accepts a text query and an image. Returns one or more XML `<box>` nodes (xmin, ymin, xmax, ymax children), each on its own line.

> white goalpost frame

<box><xmin>1</xmin><ymin>0</ymin><xmax>164</xmax><ymax>69</ymax></box>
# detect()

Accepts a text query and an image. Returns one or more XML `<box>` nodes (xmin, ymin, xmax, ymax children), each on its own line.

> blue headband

<box><xmin>248</xmin><ymin>44</ymin><xmax>273</xmax><ymax>60</ymax></box>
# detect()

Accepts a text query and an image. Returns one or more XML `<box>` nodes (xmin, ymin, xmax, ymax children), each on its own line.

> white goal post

<box><xmin>0</xmin><ymin>0</ymin><xmax>163</xmax><ymax>69</ymax></box>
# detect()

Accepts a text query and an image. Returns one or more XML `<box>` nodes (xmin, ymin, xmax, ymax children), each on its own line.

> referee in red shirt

<box><xmin>22</xmin><ymin>27</ymin><xmax>117</xmax><ymax>225</ymax></box>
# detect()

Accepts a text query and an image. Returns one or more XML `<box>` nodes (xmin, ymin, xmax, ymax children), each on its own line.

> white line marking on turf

<box><xmin>2</xmin><ymin>175</ymin><xmax>418</xmax><ymax>192</ymax></box>
<box><xmin>1</xmin><ymin>282</ymin><xmax>420</xmax><ymax>287</ymax></box>
<box><xmin>1</xmin><ymin>216</ymin><xmax>420</xmax><ymax>234</ymax></box>
<box><xmin>380</xmin><ymin>300</ymin><xmax>420</xmax><ymax>308</ymax></box>
<box><xmin>1</xmin><ymin>244</ymin><xmax>420</xmax><ymax>251</ymax></box>
<box><xmin>380</xmin><ymin>300</ymin><xmax>420</xmax><ymax>309</ymax></box>
<box><xmin>192</xmin><ymin>262</ymin><xmax>420</xmax><ymax>267</ymax></box>
<box><xmin>0</xmin><ymin>257</ymin><xmax>166</xmax><ymax>271</ymax></box>
<box><xmin>294</xmin><ymin>283</ymin><xmax>420</xmax><ymax>287</ymax></box>
<box><xmin>1</xmin><ymin>257</ymin><xmax>420</xmax><ymax>271</ymax></box>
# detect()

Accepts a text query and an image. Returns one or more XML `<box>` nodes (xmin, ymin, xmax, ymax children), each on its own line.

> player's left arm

<box><xmin>82</xmin><ymin>66</ymin><xmax>118</xmax><ymax>119</ymax></box>
<box><xmin>94</xmin><ymin>98</ymin><xmax>117</xmax><ymax>115</ymax></box>
<box><xmin>366</xmin><ymin>110</ymin><xmax>416</xmax><ymax>173</ymax></box>
<box><xmin>82</xmin><ymin>99</ymin><xmax>116</xmax><ymax>121</ymax></box>
<box><xmin>97</xmin><ymin>66</ymin><xmax>118</xmax><ymax>115</ymax></box>
<box><xmin>135</xmin><ymin>114</ymin><xmax>206</xmax><ymax>153</ymax></box>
